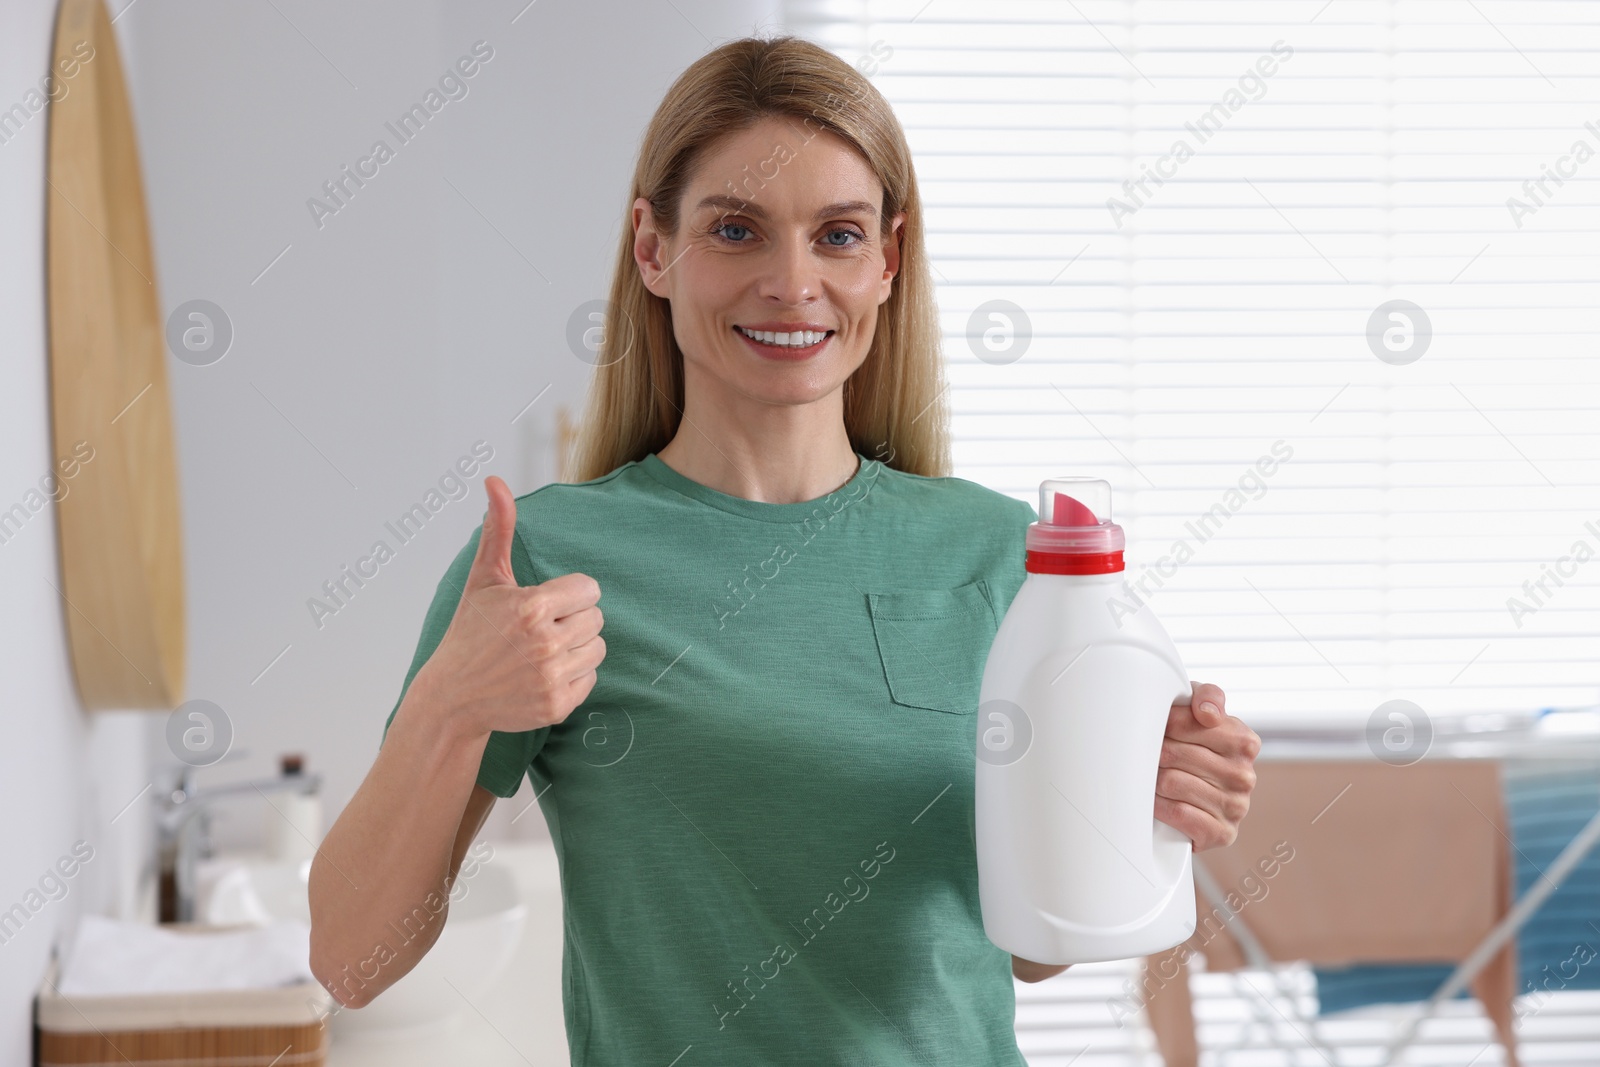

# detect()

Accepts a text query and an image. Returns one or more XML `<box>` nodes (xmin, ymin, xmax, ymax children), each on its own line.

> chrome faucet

<box><xmin>154</xmin><ymin>759</ymin><xmax>324</xmax><ymax>924</ymax></box>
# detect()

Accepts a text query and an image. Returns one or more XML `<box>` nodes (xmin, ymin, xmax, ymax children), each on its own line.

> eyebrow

<box><xmin>694</xmin><ymin>195</ymin><xmax>877</xmax><ymax>222</ymax></box>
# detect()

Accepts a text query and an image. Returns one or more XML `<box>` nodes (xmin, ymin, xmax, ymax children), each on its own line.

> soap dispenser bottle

<box><xmin>975</xmin><ymin>477</ymin><xmax>1196</xmax><ymax>964</ymax></box>
<box><xmin>265</xmin><ymin>753</ymin><xmax>322</xmax><ymax>867</ymax></box>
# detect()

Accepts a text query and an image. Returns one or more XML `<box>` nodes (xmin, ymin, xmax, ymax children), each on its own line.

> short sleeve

<box><xmin>379</xmin><ymin>519</ymin><xmax>550</xmax><ymax>799</ymax></box>
<box><xmin>988</xmin><ymin>495</ymin><xmax>1038</xmax><ymax>620</ymax></box>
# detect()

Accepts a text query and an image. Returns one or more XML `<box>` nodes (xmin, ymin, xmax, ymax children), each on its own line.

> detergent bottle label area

<box><xmin>976</xmin><ymin>632</ymin><xmax>1195</xmax><ymax>961</ymax></box>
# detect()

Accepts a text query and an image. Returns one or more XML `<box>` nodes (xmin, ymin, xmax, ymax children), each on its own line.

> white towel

<box><xmin>57</xmin><ymin>914</ymin><xmax>317</xmax><ymax>997</ymax></box>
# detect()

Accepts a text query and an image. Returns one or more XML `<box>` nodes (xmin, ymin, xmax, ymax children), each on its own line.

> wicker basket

<box><xmin>34</xmin><ymin>929</ymin><xmax>333</xmax><ymax>1067</ymax></box>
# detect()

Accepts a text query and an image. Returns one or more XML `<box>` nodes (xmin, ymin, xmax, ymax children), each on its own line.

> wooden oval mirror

<box><xmin>46</xmin><ymin>0</ymin><xmax>186</xmax><ymax>710</ymax></box>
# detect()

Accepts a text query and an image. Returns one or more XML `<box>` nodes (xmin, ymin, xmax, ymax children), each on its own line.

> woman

<box><xmin>309</xmin><ymin>34</ymin><xmax>1259</xmax><ymax>1065</ymax></box>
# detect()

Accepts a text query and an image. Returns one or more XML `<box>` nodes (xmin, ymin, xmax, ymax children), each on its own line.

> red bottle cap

<box><xmin>1025</xmin><ymin>478</ymin><xmax>1125</xmax><ymax>574</ymax></box>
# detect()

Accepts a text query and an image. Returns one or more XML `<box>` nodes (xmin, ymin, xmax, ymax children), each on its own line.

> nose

<box><xmin>755</xmin><ymin>230</ymin><xmax>820</xmax><ymax>307</ymax></box>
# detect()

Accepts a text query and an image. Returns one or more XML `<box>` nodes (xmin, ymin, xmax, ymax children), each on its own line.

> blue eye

<box><xmin>712</xmin><ymin>222</ymin><xmax>752</xmax><ymax>242</ymax></box>
<box><xmin>824</xmin><ymin>227</ymin><xmax>865</xmax><ymax>247</ymax></box>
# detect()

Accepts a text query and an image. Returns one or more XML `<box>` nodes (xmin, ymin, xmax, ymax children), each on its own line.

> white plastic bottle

<box><xmin>976</xmin><ymin>477</ymin><xmax>1196</xmax><ymax>964</ymax></box>
<box><xmin>264</xmin><ymin>753</ymin><xmax>322</xmax><ymax>869</ymax></box>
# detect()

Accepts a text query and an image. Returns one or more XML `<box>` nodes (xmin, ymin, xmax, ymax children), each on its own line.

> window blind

<box><xmin>785</xmin><ymin>0</ymin><xmax>1600</xmax><ymax>730</ymax></box>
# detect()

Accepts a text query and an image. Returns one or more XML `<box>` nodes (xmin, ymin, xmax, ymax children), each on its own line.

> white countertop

<box><xmin>325</xmin><ymin>838</ymin><xmax>568</xmax><ymax>1067</ymax></box>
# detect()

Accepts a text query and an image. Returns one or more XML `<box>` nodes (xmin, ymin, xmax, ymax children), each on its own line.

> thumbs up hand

<box><xmin>415</xmin><ymin>475</ymin><xmax>605</xmax><ymax>739</ymax></box>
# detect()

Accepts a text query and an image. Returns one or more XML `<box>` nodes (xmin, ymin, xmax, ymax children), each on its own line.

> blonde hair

<box><xmin>566</xmin><ymin>34</ymin><xmax>950</xmax><ymax>482</ymax></box>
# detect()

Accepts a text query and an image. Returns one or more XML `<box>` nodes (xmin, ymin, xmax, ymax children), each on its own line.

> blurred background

<box><xmin>3</xmin><ymin>0</ymin><xmax>1598</xmax><ymax>1064</ymax></box>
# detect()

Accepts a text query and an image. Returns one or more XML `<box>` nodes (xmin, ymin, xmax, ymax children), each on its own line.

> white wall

<box><xmin>1</xmin><ymin>0</ymin><xmax>774</xmax><ymax>1059</ymax></box>
<box><xmin>0</xmin><ymin>4</ymin><xmax>158</xmax><ymax>1063</ymax></box>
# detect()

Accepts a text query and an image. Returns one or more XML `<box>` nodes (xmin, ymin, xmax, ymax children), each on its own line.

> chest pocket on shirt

<box><xmin>866</xmin><ymin>580</ymin><xmax>999</xmax><ymax>714</ymax></box>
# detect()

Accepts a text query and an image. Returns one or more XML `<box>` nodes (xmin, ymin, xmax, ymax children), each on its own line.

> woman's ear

<box><xmin>633</xmin><ymin>197</ymin><xmax>671</xmax><ymax>298</ymax></box>
<box><xmin>879</xmin><ymin>211</ymin><xmax>906</xmax><ymax>303</ymax></box>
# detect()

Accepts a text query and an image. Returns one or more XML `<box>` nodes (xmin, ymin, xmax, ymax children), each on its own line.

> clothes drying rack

<box><xmin>1199</xmin><ymin>717</ymin><xmax>1600</xmax><ymax>1067</ymax></box>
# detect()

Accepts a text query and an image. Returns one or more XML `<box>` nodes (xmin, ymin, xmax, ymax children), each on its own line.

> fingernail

<box><xmin>1200</xmin><ymin>701</ymin><xmax>1219</xmax><ymax>716</ymax></box>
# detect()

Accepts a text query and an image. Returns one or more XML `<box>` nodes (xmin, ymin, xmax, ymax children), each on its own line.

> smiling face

<box><xmin>633</xmin><ymin>116</ymin><xmax>904</xmax><ymax>412</ymax></box>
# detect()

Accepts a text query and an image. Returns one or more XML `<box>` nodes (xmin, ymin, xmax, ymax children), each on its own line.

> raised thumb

<box><xmin>465</xmin><ymin>475</ymin><xmax>517</xmax><ymax>589</ymax></box>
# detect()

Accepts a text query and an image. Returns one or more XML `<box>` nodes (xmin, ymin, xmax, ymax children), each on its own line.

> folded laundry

<box><xmin>57</xmin><ymin>913</ymin><xmax>316</xmax><ymax>997</ymax></box>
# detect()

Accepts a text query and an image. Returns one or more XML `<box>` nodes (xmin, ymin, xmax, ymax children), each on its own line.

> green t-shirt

<box><xmin>381</xmin><ymin>450</ymin><xmax>1038</xmax><ymax>1065</ymax></box>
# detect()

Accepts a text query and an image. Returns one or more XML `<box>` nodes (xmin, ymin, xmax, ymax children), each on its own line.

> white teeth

<box><xmin>737</xmin><ymin>326</ymin><xmax>828</xmax><ymax>347</ymax></box>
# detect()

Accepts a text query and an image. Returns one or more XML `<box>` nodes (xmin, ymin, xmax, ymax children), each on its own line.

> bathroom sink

<box><xmin>198</xmin><ymin>852</ymin><xmax>527</xmax><ymax>1040</ymax></box>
